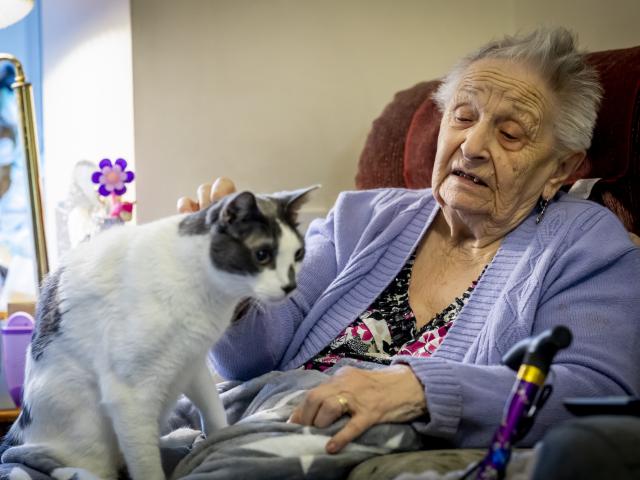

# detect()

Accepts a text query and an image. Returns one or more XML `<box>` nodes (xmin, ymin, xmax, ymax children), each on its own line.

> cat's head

<box><xmin>179</xmin><ymin>186</ymin><xmax>319</xmax><ymax>301</ymax></box>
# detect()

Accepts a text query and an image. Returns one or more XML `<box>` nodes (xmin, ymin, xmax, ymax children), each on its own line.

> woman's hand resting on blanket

<box><xmin>288</xmin><ymin>364</ymin><xmax>428</xmax><ymax>454</ymax></box>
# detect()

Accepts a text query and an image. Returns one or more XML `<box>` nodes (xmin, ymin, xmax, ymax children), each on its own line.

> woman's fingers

<box><xmin>289</xmin><ymin>389</ymin><xmax>347</xmax><ymax>428</ymax></box>
<box><xmin>289</xmin><ymin>387</ymin><xmax>375</xmax><ymax>453</ymax></box>
<box><xmin>289</xmin><ymin>366</ymin><xmax>427</xmax><ymax>454</ymax></box>
<box><xmin>177</xmin><ymin>177</ymin><xmax>238</xmax><ymax>214</ymax></box>
<box><xmin>210</xmin><ymin>177</ymin><xmax>237</xmax><ymax>202</ymax></box>
<box><xmin>312</xmin><ymin>395</ymin><xmax>347</xmax><ymax>428</ymax></box>
<box><xmin>296</xmin><ymin>389</ymin><xmax>325</xmax><ymax>426</ymax></box>
<box><xmin>288</xmin><ymin>403</ymin><xmax>304</xmax><ymax>425</ymax></box>
<box><xmin>326</xmin><ymin>415</ymin><xmax>372</xmax><ymax>454</ymax></box>
<box><xmin>197</xmin><ymin>183</ymin><xmax>214</xmax><ymax>210</ymax></box>
<box><xmin>177</xmin><ymin>196</ymin><xmax>199</xmax><ymax>213</ymax></box>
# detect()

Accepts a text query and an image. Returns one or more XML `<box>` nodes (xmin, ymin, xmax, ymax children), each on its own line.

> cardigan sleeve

<box><xmin>394</xmin><ymin>213</ymin><xmax>640</xmax><ymax>448</ymax></box>
<box><xmin>210</xmin><ymin>209</ymin><xmax>338</xmax><ymax>381</ymax></box>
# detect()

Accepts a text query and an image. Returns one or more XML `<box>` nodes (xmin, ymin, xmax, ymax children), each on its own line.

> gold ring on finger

<box><xmin>336</xmin><ymin>395</ymin><xmax>350</xmax><ymax>415</ymax></box>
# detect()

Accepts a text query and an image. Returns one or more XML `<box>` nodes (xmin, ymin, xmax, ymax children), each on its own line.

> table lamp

<box><xmin>0</xmin><ymin>0</ymin><xmax>48</xmax><ymax>285</ymax></box>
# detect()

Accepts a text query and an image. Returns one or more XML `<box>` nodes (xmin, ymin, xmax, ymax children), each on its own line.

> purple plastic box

<box><xmin>1</xmin><ymin>312</ymin><xmax>34</xmax><ymax>407</ymax></box>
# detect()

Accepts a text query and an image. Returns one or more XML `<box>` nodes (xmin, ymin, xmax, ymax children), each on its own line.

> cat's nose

<box><xmin>282</xmin><ymin>282</ymin><xmax>296</xmax><ymax>295</ymax></box>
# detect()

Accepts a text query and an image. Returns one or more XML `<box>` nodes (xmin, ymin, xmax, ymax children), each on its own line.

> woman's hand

<box><xmin>288</xmin><ymin>364</ymin><xmax>427</xmax><ymax>454</ymax></box>
<box><xmin>177</xmin><ymin>177</ymin><xmax>237</xmax><ymax>213</ymax></box>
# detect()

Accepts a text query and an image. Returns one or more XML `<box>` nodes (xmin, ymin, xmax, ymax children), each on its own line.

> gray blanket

<box><xmin>0</xmin><ymin>361</ymin><xmax>428</xmax><ymax>479</ymax></box>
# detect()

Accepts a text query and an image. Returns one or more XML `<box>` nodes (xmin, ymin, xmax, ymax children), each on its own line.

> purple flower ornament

<box><xmin>91</xmin><ymin>158</ymin><xmax>135</xmax><ymax>196</ymax></box>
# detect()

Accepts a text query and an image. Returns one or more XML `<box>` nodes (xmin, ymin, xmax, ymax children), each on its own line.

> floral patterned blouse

<box><xmin>304</xmin><ymin>253</ymin><xmax>485</xmax><ymax>371</ymax></box>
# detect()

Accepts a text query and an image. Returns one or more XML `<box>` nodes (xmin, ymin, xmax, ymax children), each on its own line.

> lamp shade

<box><xmin>0</xmin><ymin>0</ymin><xmax>34</xmax><ymax>29</ymax></box>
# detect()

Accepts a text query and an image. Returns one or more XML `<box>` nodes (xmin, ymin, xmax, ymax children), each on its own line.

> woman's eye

<box><xmin>500</xmin><ymin>130</ymin><xmax>519</xmax><ymax>141</ymax></box>
<box><xmin>254</xmin><ymin>248</ymin><xmax>273</xmax><ymax>264</ymax></box>
<box><xmin>452</xmin><ymin>106</ymin><xmax>474</xmax><ymax>124</ymax></box>
<box><xmin>294</xmin><ymin>248</ymin><xmax>304</xmax><ymax>262</ymax></box>
<box><xmin>454</xmin><ymin>112</ymin><xmax>474</xmax><ymax>123</ymax></box>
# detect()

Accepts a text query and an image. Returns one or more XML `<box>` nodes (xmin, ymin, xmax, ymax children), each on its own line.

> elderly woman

<box><xmin>179</xmin><ymin>27</ymin><xmax>640</xmax><ymax>455</ymax></box>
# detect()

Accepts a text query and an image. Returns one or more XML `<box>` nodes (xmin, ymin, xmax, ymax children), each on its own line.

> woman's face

<box><xmin>432</xmin><ymin>58</ymin><xmax>570</xmax><ymax>230</ymax></box>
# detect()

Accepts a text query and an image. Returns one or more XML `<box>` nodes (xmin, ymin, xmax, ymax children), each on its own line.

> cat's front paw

<box><xmin>159</xmin><ymin>427</ymin><xmax>204</xmax><ymax>449</ymax></box>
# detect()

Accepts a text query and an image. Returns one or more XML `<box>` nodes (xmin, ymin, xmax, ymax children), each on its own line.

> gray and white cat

<box><xmin>2</xmin><ymin>187</ymin><xmax>316</xmax><ymax>479</ymax></box>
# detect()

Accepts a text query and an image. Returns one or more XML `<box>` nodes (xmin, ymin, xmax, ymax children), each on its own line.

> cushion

<box><xmin>402</xmin><ymin>81</ymin><xmax>442</xmax><ymax>189</ymax></box>
<box><xmin>355</xmin><ymin>82</ymin><xmax>439</xmax><ymax>189</ymax></box>
<box><xmin>574</xmin><ymin>46</ymin><xmax>640</xmax><ymax>182</ymax></box>
<box><xmin>347</xmin><ymin>449</ymin><xmax>484</xmax><ymax>480</ymax></box>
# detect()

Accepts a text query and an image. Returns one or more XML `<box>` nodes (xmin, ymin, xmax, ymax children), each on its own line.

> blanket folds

<box><xmin>0</xmin><ymin>361</ymin><xmax>433</xmax><ymax>480</ymax></box>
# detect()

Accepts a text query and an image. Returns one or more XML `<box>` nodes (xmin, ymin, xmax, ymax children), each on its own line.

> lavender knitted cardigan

<box><xmin>212</xmin><ymin>188</ymin><xmax>640</xmax><ymax>447</ymax></box>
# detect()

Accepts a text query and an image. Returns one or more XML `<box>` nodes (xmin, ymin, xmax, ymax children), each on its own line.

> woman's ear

<box><xmin>542</xmin><ymin>151</ymin><xmax>586</xmax><ymax>199</ymax></box>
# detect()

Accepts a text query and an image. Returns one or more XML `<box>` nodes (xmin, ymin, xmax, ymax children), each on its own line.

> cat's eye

<box><xmin>294</xmin><ymin>248</ymin><xmax>305</xmax><ymax>262</ymax></box>
<box><xmin>254</xmin><ymin>248</ymin><xmax>273</xmax><ymax>265</ymax></box>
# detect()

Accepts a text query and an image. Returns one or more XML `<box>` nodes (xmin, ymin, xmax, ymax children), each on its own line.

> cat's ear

<box><xmin>220</xmin><ymin>191</ymin><xmax>260</xmax><ymax>225</ymax></box>
<box><xmin>278</xmin><ymin>185</ymin><xmax>320</xmax><ymax>226</ymax></box>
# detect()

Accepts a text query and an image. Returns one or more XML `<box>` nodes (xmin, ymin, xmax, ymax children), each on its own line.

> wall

<box><xmin>131</xmin><ymin>0</ymin><xmax>514</xmax><ymax>223</ymax></box>
<box><xmin>514</xmin><ymin>0</ymin><xmax>640</xmax><ymax>51</ymax></box>
<box><xmin>38</xmin><ymin>0</ymin><xmax>640</xmax><ymax>235</ymax></box>
<box><xmin>40</xmin><ymin>0</ymin><xmax>135</xmax><ymax>264</ymax></box>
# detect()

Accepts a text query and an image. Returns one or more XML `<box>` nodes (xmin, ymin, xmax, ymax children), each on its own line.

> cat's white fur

<box><xmin>14</xmin><ymin>212</ymin><xmax>303</xmax><ymax>480</ymax></box>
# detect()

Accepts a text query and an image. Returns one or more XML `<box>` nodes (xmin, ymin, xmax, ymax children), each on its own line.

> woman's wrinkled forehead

<box><xmin>453</xmin><ymin>59</ymin><xmax>553</xmax><ymax>136</ymax></box>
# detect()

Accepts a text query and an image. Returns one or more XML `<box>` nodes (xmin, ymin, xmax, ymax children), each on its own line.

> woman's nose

<box><xmin>461</xmin><ymin>121</ymin><xmax>491</xmax><ymax>161</ymax></box>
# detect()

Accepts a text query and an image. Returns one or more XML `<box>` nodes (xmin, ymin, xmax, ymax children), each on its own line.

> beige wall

<box><xmin>514</xmin><ymin>0</ymin><xmax>640</xmax><ymax>51</ymax></box>
<box><xmin>130</xmin><ymin>0</ymin><xmax>640</xmax><ymax>223</ymax></box>
<box><xmin>131</xmin><ymin>0</ymin><xmax>513</xmax><ymax>223</ymax></box>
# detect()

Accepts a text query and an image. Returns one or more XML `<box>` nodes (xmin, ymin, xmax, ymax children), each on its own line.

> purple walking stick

<box><xmin>460</xmin><ymin>325</ymin><xmax>572</xmax><ymax>480</ymax></box>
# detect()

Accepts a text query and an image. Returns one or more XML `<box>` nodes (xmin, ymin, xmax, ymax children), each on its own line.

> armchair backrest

<box><xmin>355</xmin><ymin>46</ymin><xmax>640</xmax><ymax>235</ymax></box>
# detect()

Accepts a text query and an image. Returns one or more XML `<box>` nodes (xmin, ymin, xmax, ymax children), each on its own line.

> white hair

<box><xmin>434</xmin><ymin>27</ymin><xmax>603</xmax><ymax>153</ymax></box>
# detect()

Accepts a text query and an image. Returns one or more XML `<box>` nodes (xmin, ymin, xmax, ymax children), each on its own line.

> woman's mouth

<box><xmin>451</xmin><ymin>169</ymin><xmax>488</xmax><ymax>187</ymax></box>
